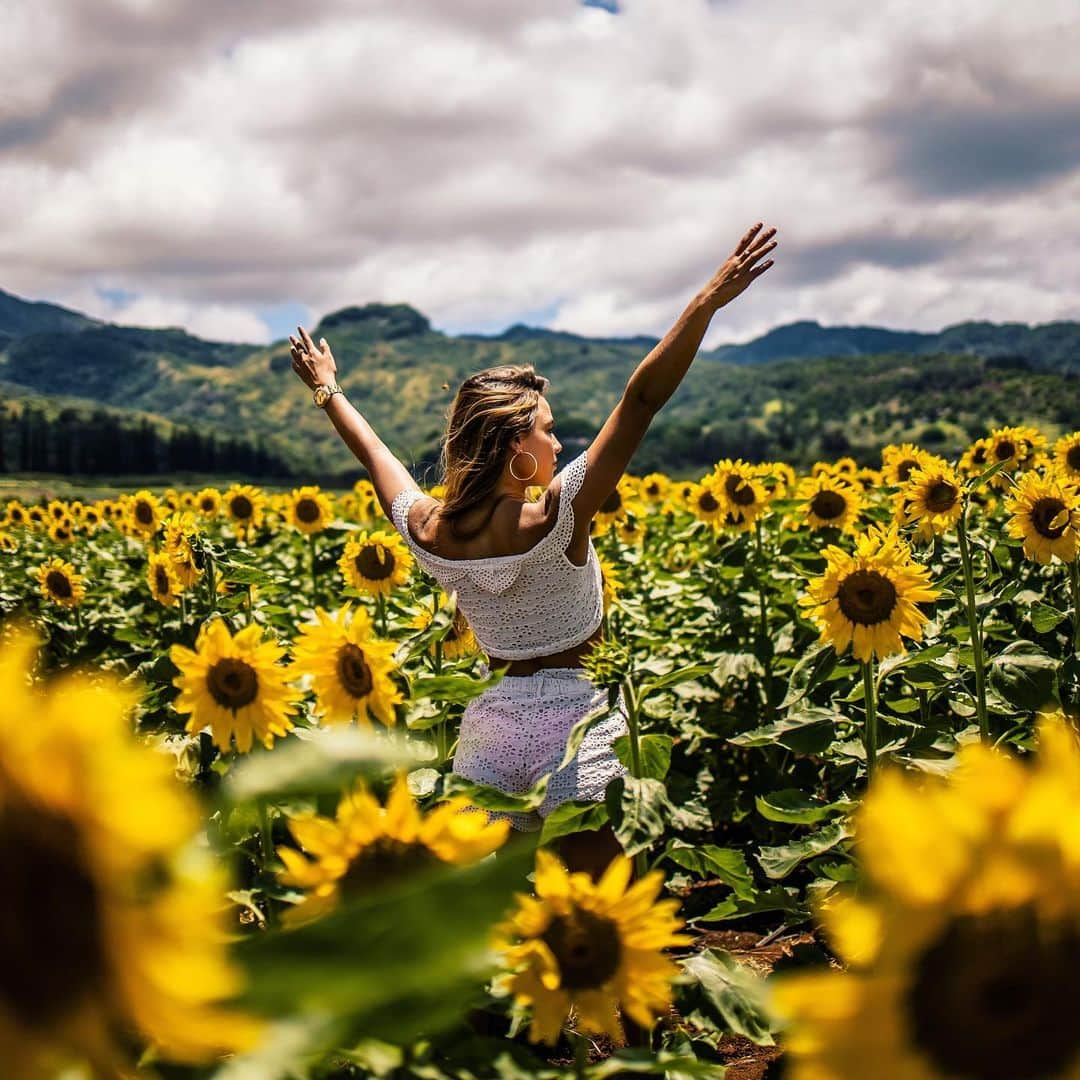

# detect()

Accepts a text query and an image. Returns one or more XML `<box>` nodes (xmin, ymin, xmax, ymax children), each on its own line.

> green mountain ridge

<box><xmin>0</xmin><ymin>287</ymin><xmax>1076</xmax><ymax>482</ymax></box>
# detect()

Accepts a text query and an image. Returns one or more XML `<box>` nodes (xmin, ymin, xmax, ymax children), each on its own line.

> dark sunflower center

<box><xmin>836</xmin><ymin>568</ymin><xmax>898</xmax><ymax>626</ymax></box>
<box><xmin>724</xmin><ymin>475</ymin><xmax>756</xmax><ymax>506</ymax></box>
<box><xmin>995</xmin><ymin>440</ymin><xmax>1016</xmax><ymax>461</ymax></box>
<box><xmin>925</xmin><ymin>480</ymin><xmax>959</xmax><ymax>513</ymax></box>
<box><xmin>540</xmin><ymin>908</ymin><xmax>622</xmax><ymax>990</ymax></box>
<box><xmin>697</xmin><ymin>491</ymin><xmax>719</xmax><ymax>513</ymax></box>
<box><xmin>907</xmin><ymin>905</ymin><xmax>1079</xmax><ymax>1079</ymax></box>
<box><xmin>646</xmin><ymin>482</ymin><xmax>660</xmax><ymax>496</ymax></box>
<box><xmin>355</xmin><ymin>544</ymin><xmax>395</xmax><ymax>580</ymax></box>
<box><xmin>810</xmin><ymin>490</ymin><xmax>846</xmax><ymax>520</ymax></box>
<box><xmin>336</xmin><ymin>643</ymin><xmax>373</xmax><ymax>698</ymax></box>
<box><xmin>1030</xmin><ymin>497</ymin><xmax>1067</xmax><ymax>539</ymax></box>
<box><xmin>11</xmin><ymin>508</ymin><xmax>25</xmax><ymax>523</ymax></box>
<box><xmin>51</xmin><ymin>506</ymin><xmax>65</xmax><ymax>520</ymax></box>
<box><xmin>340</xmin><ymin>837</ymin><xmax>438</xmax><ymax>897</ymax></box>
<box><xmin>295</xmin><ymin>498</ymin><xmax>321</xmax><ymax>524</ymax></box>
<box><xmin>897</xmin><ymin>458</ymin><xmax>919</xmax><ymax>483</ymax></box>
<box><xmin>201</xmin><ymin>498</ymin><xmax>215</xmax><ymax>512</ymax></box>
<box><xmin>230</xmin><ymin>496</ymin><xmax>253</xmax><ymax>520</ymax></box>
<box><xmin>0</xmin><ymin>803</ymin><xmax>108</xmax><ymax>1028</ymax></box>
<box><xmin>134</xmin><ymin>501</ymin><xmax>154</xmax><ymax>525</ymax></box>
<box><xmin>207</xmin><ymin>658</ymin><xmax>258</xmax><ymax>711</ymax></box>
<box><xmin>154</xmin><ymin>566</ymin><xmax>171</xmax><ymax>595</ymax></box>
<box><xmin>45</xmin><ymin>570</ymin><xmax>73</xmax><ymax>598</ymax></box>
<box><xmin>1067</xmin><ymin>445</ymin><xmax>1080</xmax><ymax>471</ymax></box>
<box><xmin>973</xmin><ymin>445</ymin><xmax>987</xmax><ymax>465</ymax></box>
<box><xmin>600</xmin><ymin>490</ymin><xmax>622</xmax><ymax>514</ymax></box>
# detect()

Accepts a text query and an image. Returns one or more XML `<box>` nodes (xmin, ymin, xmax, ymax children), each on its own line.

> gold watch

<box><xmin>312</xmin><ymin>382</ymin><xmax>343</xmax><ymax>408</ymax></box>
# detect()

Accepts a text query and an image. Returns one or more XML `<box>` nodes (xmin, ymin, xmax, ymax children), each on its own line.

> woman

<box><xmin>289</xmin><ymin>221</ymin><xmax>777</xmax><ymax>881</ymax></box>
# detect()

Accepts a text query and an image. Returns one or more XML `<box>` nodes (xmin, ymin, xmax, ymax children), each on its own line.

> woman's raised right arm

<box><xmin>570</xmin><ymin>221</ymin><xmax>777</xmax><ymax>524</ymax></box>
<box><xmin>626</xmin><ymin>221</ymin><xmax>777</xmax><ymax>413</ymax></box>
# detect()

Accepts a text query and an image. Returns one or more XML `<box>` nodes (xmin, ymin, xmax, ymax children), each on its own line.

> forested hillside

<box><xmin>0</xmin><ymin>288</ymin><xmax>1076</xmax><ymax>482</ymax></box>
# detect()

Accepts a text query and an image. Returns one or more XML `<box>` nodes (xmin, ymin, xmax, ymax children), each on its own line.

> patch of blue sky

<box><xmin>433</xmin><ymin>298</ymin><xmax>563</xmax><ymax>337</ymax></box>
<box><xmin>258</xmin><ymin>300</ymin><xmax>313</xmax><ymax>343</ymax></box>
<box><xmin>582</xmin><ymin>0</ymin><xmax>620</xmax><ymax>11</ymax></box>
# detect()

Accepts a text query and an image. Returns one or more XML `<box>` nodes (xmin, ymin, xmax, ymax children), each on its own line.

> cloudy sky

<box><xmin>2</xmin><ymin>0</ymin><xmax>1078</xmax><ymax>350</ymax></box>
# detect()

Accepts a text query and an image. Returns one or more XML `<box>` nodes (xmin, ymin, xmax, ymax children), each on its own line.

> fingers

<box><xmin>298</xmin><ymin>325</ymin><xmax>317</xmax><ymax>353</ymax></box>
<box><xmin>735</xmin><ymin>221</ymin><xmax>763</xmax><ymax>255</ymax></box>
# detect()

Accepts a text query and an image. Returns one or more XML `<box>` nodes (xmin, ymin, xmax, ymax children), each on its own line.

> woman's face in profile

<box><xmin>517</xmin><ymin>395</ymin><xmax>562</xmax><ymax>483</ymax></box>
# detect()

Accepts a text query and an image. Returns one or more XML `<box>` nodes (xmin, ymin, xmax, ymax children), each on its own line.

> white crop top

<box><xmin>389</xmin><ymin>449</ymin><xmax>604</xmax><ymax>659</ymax></box>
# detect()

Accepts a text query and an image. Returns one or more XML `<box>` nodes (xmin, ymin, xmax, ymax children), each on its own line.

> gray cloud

<box><xmin>0</xmin><ymin>0</ymin><xmax>1077</xmax><ymax>347</ymax></box>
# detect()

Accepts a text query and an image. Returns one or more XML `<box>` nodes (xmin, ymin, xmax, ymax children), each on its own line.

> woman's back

<box><xmin>390</xmin><ymin>449</ymin><xmax>604</xmax><ymax>662</ymax></box>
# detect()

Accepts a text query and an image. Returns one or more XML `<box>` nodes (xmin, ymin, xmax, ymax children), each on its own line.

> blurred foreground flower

<box><xmin>493</xmin><ymin>848</ymin><xmax>692</xmax><ymax>1045</ymax></box>
<box><xmin>769</xmin><ymin>708</ymin><xmax>1080</xmax><ymax>1079</ymax></box>
<box><xmin>276</xmin><ymin>770</ymin><xmax>510</xmax><ymax>926</ymax></box>
<box><xmin>0</xmin><ymin>624</ymin><xmax>262</xmax><ymax>1076</ymax></box>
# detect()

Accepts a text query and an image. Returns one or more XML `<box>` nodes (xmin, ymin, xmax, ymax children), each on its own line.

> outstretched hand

<box><xmin>700</xmin><ymin>221</ymin><xmax>777</xmax><ymax>311</ymax></box>
<box><xmin>289</xmin><ymin>325</ymin><xmax>337</xmax><ymax>391</ymax></box>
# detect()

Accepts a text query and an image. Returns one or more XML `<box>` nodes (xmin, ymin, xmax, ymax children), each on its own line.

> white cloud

<box><xmin>1</xmin><ymin>0</ymin><xmax>1078</xmax><ymax>351</ymax></box>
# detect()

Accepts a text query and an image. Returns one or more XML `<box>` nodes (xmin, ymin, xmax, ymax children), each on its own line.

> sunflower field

<box><xmin>1</xmin><ymin>423</ymin><xmax>1080</xmax><ymax>1079</ymax></box>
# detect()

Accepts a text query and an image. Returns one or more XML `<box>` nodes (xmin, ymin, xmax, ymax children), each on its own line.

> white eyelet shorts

<box><xmin>451</xmin><ymin>664</ymin><xmax>630</xmax><ymax>832</ymax></box>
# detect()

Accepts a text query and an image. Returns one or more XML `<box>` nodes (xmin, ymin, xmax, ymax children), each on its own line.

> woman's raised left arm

<box><xmin>289</xmin><ymin>325</ymin><xmax>418</xmax><ymax>519</ymax></box>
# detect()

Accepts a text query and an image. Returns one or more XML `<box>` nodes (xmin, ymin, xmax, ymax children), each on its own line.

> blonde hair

<box><xmin>435</xmin><ymin>364</ymin><xmax>549</xmax><ymax>541</ymax></box>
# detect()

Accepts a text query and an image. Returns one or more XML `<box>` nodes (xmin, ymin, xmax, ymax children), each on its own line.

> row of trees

<box><xmin>0</xmin><ymin>405</ymin><xmax>293</xmax><ymax>478</ymax></box>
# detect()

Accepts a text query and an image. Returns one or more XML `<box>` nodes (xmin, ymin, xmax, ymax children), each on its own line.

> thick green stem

<box><xmin>572</xmin><ymin>1030</ymin><xmax>588</xmax><ymax>1080</ymax></box>
<box><xmin>622</xmin><ymin>679</ymin><xmax>648</xmax><ymax>881</ymax></box>
<box><xmin>754</xmin><ymin>519</ymin><xmax>773</xmax><ymax>712</ymax></box>
<box><xmin>205</xmin><ymin>551</ymin><xmax>217</xmax><ymax>614</ymax></box>
<box><xmin>862</xmin><ymin>658</ymin><xmax>877</xmax><ymax>780</ymax></box>
<box><xmin>309</xmin><ymin>533</ymin><xmax>318</xmax><ymax>602</ymax></box>
<box><xmin>376</xmin><ymin>592</ymin><xmax>388</xmax><ymax>637</ymax></box>
<box><xmin>956</xmin><ymin>509</ymin><xmax>990</xmax><ymax>742</ymax></box>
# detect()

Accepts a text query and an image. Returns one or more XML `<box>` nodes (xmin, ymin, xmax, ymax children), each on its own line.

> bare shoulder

<box><xmin>408</xmin><ymin>491</ymin><xmax>557</xmax><ymax>558</ymax></box>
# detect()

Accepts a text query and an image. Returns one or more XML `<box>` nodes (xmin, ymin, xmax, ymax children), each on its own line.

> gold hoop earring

<box><xmin>509</xmin><ymin>451</ymin><xmax>538</xmax><ymax>482</ymax></box>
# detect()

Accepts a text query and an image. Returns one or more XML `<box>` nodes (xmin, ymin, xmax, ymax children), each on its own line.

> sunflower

<box><xmin>493</xmin><ymin>847</ymin><xmax>693</xmax><ymax>1046</ymax></box>
<box><xmin>287</xmin><ymin>485</ymin><xmax>334</xmax><ymax>535</ymax></box>
<box><xmin>793</xmin><ymin>474</ymin><xmax>863</xmax><ymax>533</ymax></box>
<box><xmin>639</xmin><ymin>473</ymin><xmax>671</xmax><ymax>502</ymax></box>
<box><xmin>47</xmin><ymin>517</ymin><xmax>77</xmax><ymax>545</ymax></box>
<box><xmin>276</xmin><ymin>769</ymin><xmax>510</xmax><ymax>926</ymax></box>
<box><xmin>833</xmin><ymin>455</ymin><xmax>859</xmax><ymax>477</ymax></box>
<box><xmin>755</xmin><ymin>460</ymin><xmax>796</xmax><ymax>498</ymax></box>
<box><xmin>161</xmin><ymin>510</ymin><xmax>203</xmax><ymax>588</ymax></box>
<box><xmin>615</xmin><ymin>512</ymin><xmax>645</xmax><ymax>545</ymax></box>
<box><xmin>127</xmin><ymin>489</ymin><xmax>163</xmax><ymax>537</ymax></box>
<box><xmin>27</xmin><ymin>505</ymin><xmax>47</xmax><ymax>529</ymax></box>
<box><xmin>179</xmin><ymin>491</ymin><xmax>198</xmax><ymax>511</ymax></box>
<box><xmin>711</xmin><ymin>458</ymin><xmax>772</xmax><ymax>530</ymax></box>
<box><xmin>0</xmin><ymin>625</ymin><xmax>261</xmax><ymax>1075</ymax></box>
<box><xmin>593</xmin><ymin>477</ymin><xmax>642</xmax><ymax>530</ymax></box>
<box><xmin>291</xmin><ymin>602</ymin><xmax>405</xmax><ymax>726</ymax></box>
<box><xmin>797</xmin><ymin>523</ymin><xmax>941</xmax><ymax>663</ymax></box>
<box><xmin>880</xmin><ymin>443</ymin><xmax>939</xmax><ymax>487</ymax></box>
<box><xmin>35</xmin><ymin>557</ymin><xmax>86</xmax><ymax>608</ymax></box>
<box><xmin>0</xmin><ymin>530</ymin><xmax>17</xmax><ymax>553</ymax></box>
<box><xmin>596</xmin><ymin>550</ymin><xmax>623</xmax><ymax>611</ymax></box>
<box><xmin>148</xmin><ymin>551</ymin><xmax>184</xmax><ymax>607</ymax></box>
<box><xmin>1053</xmin><ymin>430</ymin><xmax>1080</xmax><ymax>485</ymax></box>
<box><xmin>80</xmin><ymin>503</ymin><xmax>103</xmax><ymax>532</ymax></box>
<box><xmin>195</xmin><ymin>487</ymin><xmax>222</xmax><ymax>518</ymax></box>
<box><xmin>769</xmin><ymin>707</ymin><xmax>1080</xmax><ymax>1080</ymax></box>
<box><xmin>854</xmin><ymin>466</ymin><xmax>882</xmax><ymax>493</ymax></box>
<box><xmin>223</xmin><ymin>483</ymin><xmax>266</xmax><ymax>538</ymax></box>
<box><xmin>46</xmin><ymin>498</ymin><xmax>70</xmax><ymax>522</ymax></box>
<box><xmin>170</xmin><ymin>618</ymin><xmax>302</xmax><ymax>752</ymax></box>
<box><xmin>686</xmin><ymin>479</ymin><xmax>726</xmax><ymax>528</ymax></box>
<box><xmin>3</xmin><ymin>500</ymin><xmax>27</xmax><ymax>528</ymax></box>
<box><xmin>661</xmin><ymin>541</ymin><xmax>698</xmax><ymax>574</ymax></box>
<box><xmin>338</xmin><ymin>529</ymin><xmax>414</xmax><ymax>597</ymax></box>
<box><xmin>409</xmin><ymin>589</ymin><xmax>480</xmax><ymax>661</ymax></box>
<box><xmin>893</xmin><ymin>460</ymin><xmax>966</xmax><ymax>541</ymax></box>
<box><xmin>985</xmin><ymin>425</ymin><xmax>1044</xmax><ymax>491</ymax></box>
<box><xmin>1002</xmin><ymin>470</ymin><xmax>1080</xmax><ymax>566</ymax></box>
